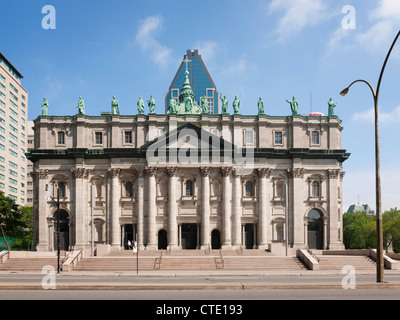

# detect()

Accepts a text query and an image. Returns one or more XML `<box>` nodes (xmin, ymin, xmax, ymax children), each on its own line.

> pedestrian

<box><xmin>127</xmin><ymin>240</ymin><xmax>131</xmax><ymax>250</ymax></box>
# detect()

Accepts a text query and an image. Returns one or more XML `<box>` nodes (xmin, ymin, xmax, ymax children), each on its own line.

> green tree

<box><xmin>0</xmin><ymin>192</ymin><xmax>28</xmax><ymax>251</ymax></box>
<box><xmin>383</xmin><ymin>208</ymin><xmax>400</xmax><ymax>253</ymax></box>
<box><xmin>343</xmin><ymin>212</ymin><xmax>376</xmax><ymax>249</ymax></box>
<box><xmin>10</xmin><ymin>206</ymin><xmax>33</xmax><ymax>250</ymax></box>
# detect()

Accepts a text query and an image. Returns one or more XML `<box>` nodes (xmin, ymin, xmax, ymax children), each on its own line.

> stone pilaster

<box><xmin>136</xmin><ymin>168</ymin><xmax>146</xmax><ymax>250</ymax></box>
<box><xmin>258</xmin><ymin>168</ymin><xmax>272</xmax><ymax>249</ymax></box>
<box><xmin>167</xmin><ymin>166</ymin><xmax>179</xmax><ymax>250</ymax></box>
<box><xmin>107</xmin><ymin>168</ymin><xmax>120</xmax><ymax>248</ymax></box>
<box><xmin>34</xmin><ymin>169</ymin><xmax>50</xmax><ymax>251</ymax></box>
<box><xmin>146</xmin><ymin>166</ymin><xmax>157</xmax><ymax>250</ymax></box>
<box><xmin>200</xmin><ymin>167</ymin><xmax>211</xmax><ymax>249</ymax></box>
<box><xmin>232</xmin><ymin>168</ymin><xmax>242</xmax><ymax>248</ymax></box>
<box><xmin>221</xmin><ymin>166</ymin><xmax>233</xmax><ymax>249</ymax></box>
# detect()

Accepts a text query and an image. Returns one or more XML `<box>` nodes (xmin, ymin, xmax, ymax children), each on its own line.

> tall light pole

<box><xmin>340</xmin><ymin>30</ymin><xmax>400</xmax><ymax>283</ymax></box>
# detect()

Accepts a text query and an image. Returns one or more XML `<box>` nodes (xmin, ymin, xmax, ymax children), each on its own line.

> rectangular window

<box><xmin>95</xmin><ymin>132</ymin><xmax>102</xmax><ymax>145</ymax></box>
<box><xmin>245</xmin><ymin>130</ymin><xmax>254</xmax><ymax>145</ymax></box>
<box><xmin>312</xmin><ymin>131</ymin><xmax>320</xmax><ymax>145</ymax></box>
<box><xmin>274</xmin><ymin>132</ymin><xmax>283</xmax><ymax>145</ymax></box>
<box><xmin>57</xmin><ymin>131</ymin><xmax>65</xmax><ymax>145</ymax></box>
<box><xmin>124</xmin><ymin>131</ymin><xmax>132</xmax><ymax>144</ymax></box>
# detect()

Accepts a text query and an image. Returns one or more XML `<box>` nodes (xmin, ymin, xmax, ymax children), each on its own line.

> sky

<box><xmin>2</xmin><ymin>0</ymin><xmax>400</xmax><ymax>212</ymax></box>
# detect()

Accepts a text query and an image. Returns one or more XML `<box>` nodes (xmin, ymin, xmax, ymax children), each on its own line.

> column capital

<box><xmin>146</xmin><ymin>166</ymin><xmax>157</xmax><ymax>177</ymax></box>
<box><xmin>328</xmin><ymin>169</ymin><xmax>341</xmax><ymax>179</ymax></box>
<box><xmin>72</xmin><ymin>168</ymin><xmax>91</xmax><ymax>179</ymax></box>
<box><xmin>167</xmin><ymin>166</ymin><xmax>179</xmax><ymax>177</ymax></box>
<box><xmin>289</xmin><ymin>168</ymin><xmax>306</xmax><ymax>178</ymax></box>
<box><xmin>258</xmin><ymin>168</ymin><xmax>272</xmax><ymax>178</ymax></box>
<box><xmin>107</xmin><ymin>168</ymin><xmax>120</xmax><ymax>178</ymax></box>
<box><xmin>135</xmin><ymin>168</ymin><xmax>146</xmax><ymax>179</ymax></box>
<box><xmin>200</xmin><ymin>166</ymin><xmax>211</xmax><ymax>177</ymax></box>
<box><xmin>33</xmin><ymin>169</ymin><xmax>49</xmax><ymax>180</ymax></box>
<box><xmin>221</xmin><ymin>166</ymin><xmax>233</xmax><ymax>177</ymax></box>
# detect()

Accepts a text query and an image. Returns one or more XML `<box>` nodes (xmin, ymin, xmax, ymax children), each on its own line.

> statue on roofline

<box><xmin>328</xmin><ymin>98</ymin><xmax>337</xmax><ymax>116</ymax></box>
<box><xmin>111</xmin><ymin>96</ymin><xmax>119</xmax><ymax>115</ymax></box>
<box><xmin>221</xmin><ymin>95</ymin><xmax>228</xmax><ymax>114</ymax></box>
<box><xmin>76</xmin><ymin>96</ymin><xmax>85</xmax><ymax>115</ymax></box>
<box><xmin>286</xmin><ymin>96</ymin><xmax>299</xmax><ymax>116</ymax></box>
<box><xmin>167</xmin><ymin>98</ymin><xmax>177</xmax><ymax>114</ymax></box>
<box><xmin>257</xmin><ymin>97</ymin><xmax>264</xmax><ymax>115</ymax></box>
<box><xmin>233</xmin><ymin>95</ymin><xmax>240</xmax><ymax>115</ymax></box>
<box><xmin>147</xmin><ymin>95</ymin><xmax>156</xmax><ymax>114</ymax></box>
<box><xmin>41</xmin><ymin>97</ymin><xmax>49</xmax><ymax>116</ymax></box>
<box><xmin>137</xmin><ymin>97</ymin><xmax>145</xmax><ymax>115</ymax></box>
<box><xmin>201</xmin><ymin>96</ymin><xmax>208</xmax><ymax>114</ymax></box>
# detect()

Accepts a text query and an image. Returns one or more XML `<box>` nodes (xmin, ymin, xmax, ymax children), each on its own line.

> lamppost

<box><xmin>340</xmin><ymin>30</ymin><xmax>400</xmax><ymax>283</ymax></box>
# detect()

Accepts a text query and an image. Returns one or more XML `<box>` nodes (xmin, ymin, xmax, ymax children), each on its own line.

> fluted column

<box><xmin>34</xmin><ymin>170</ymin><xmax>49</xmax><ymax>251</ymax></box>
<box><xmin>108</xmin><ymin>168</ymin><xmax>120</xmax><ymax>248</ymax></box>
<box><xmin>136</xmin><ymin>168</ymin><xmax>145</xmax><ymax>250</ymax></box>
<box><xmin>200</xmin><ymin>167</ymin><xmax>211</xmax><ymax>249</ymax></box>
<box><xmin>258</xmin><ymin>168</ymin><xmax>272</xmax><ymax>249</ymax></box>
<box><xmin>232</xmin><ymin>168</ymin><xmax>242</xmax><ymax>248</ymax></box>
<box><xmin>167</xmin><ymin>166</ymin><xmax>179</xmax><ymax>250</ymax></box>
<box><xmin>146</xmin><ymin>166</ymin><xmax>157</xmax><ymax>249</ymax></box>
<box><xmin>221</xmin><ymin>167</ymin><xmax>233</xmax><ymax>249</ymax></box>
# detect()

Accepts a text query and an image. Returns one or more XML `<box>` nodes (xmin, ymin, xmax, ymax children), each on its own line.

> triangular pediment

<box><xmin>141</xmin><ymin>123</ymin><xmax>237</xmax><ymax>153</ymax></box>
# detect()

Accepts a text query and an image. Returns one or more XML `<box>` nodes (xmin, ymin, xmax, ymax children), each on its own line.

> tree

<box><xmin>10</xmin><ymin>206</ymin><xmax>33</xmax><ymax>250</ymax></box>
<box><xmin>343</xmin><ymin>212</ymin><xmax>376</xmax><ymax>249</ymax></box>
<box><xmin>383</xmin><ymin>208</ymin><xmax>400</xmax><ymax>253</ymax></box>
<box><xmin>0</xmin><ymin>192</ymin><xmax>28</xmax><ymax>251</ymax></box>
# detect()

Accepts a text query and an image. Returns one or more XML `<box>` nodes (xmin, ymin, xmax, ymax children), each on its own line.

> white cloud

<box><xmin>268</xmin><ymin>0</ymin><xmax>332</xmax><ymax>40</ymax></box>
<box><xmin>352</xmin><ymin>105</ymin><xmax>400</xmax><ymax>123</ymax></box>
<box><xmin>194</xmin><ymin>41</ymin><xmax>218</xmax><ymax>64</ymax></box>
<box><xmin>134</xmin><ymin>15</ymin><xmax>172</xmax><ymax>68</ymax></box>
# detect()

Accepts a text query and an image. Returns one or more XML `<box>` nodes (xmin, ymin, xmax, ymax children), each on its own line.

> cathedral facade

<box><xmin>28</xmin><ymin>55</ymin><xmax>349</xmax><ymax>254</ymax></box>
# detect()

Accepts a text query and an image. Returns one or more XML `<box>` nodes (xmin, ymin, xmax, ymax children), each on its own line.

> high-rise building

<box><xmin>165</xmin><ymin>50</ymin><xmax>220</xmax><ymax>114</ymax></box>
<box><xmin>0</xmin><ymin>52</ymin><xmax>28</xmax><ymax>206</ymax></box>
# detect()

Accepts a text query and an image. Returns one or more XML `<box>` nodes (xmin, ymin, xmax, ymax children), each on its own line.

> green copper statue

<box><xmin>257</xmin><ymin>97</ymin><xmax>264</xmax><ymax>115</ymax></box>
<box><xmin>147</xmin><ymin>95</ymin><xmax>156</xmax><ymax>114</ymax></box>
<box><xmin>41</xmin><ymin>97</ymin><xmax>49</xmax><ymax>116</ymax></box>
<box><xmin>167</xmin><ymin>98</ymin><xmax>177</xmax><ymax>114</ymax></box>
<box><xmin>328</xmin><ymin>98</ymin><xmax>336</xmax><ymax>116</ymax></box>
<box><xmin>137</xmin><ymin>97</ymin><xmax>145</xmax><ymax>115</ymax></box>
<box><xmin>221</xmin><ymin>95</ymin><xmax>228</xmax><ymax>114</ymax></box>
<box><xmin>201</xmin><ymin>96</ymin><xmax>208</xmax><ymax>114</ymax></box>
<box><xmin>111</xmin><ymin>96</ymin><xmax>119</xmax><ymax>115</ymax></box>
<box><xmin>233</xmin><ymin>95</ymin><xmax>240</xmax><ymax>115</ymax></box>
<box><xmin>76</xmin><ymin>96</ymin><xmax>85</xmax><ymax>115</ymax></box>
<box><xmin>286</xmin><ymin>96</ymin><xmax>299</xmax><ymax>115</ymax></box>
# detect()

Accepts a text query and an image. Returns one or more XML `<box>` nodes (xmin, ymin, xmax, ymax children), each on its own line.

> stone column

<box><xmin>146</xmin><ymin>166</ymin><xmax>157</xmax><ymax>249</ymax></box>
<box><xmin>72</xmin><ymin>167</ymin><xmax>91</xmax><ymax>249</ymax></box>
<box><xmin>108</xmin><ymin>168</ymin><xmax>121</xmax><ymax>248</ymax></box>
<box><xmin>167</xmin><ymin>166</ymin><xmax>179</xmax><ymax>250</ymax></box>
<box><xmin>221</xmin><ymin>167</ymin><xmax>233</xmax><ymax>249</ymax></box>
<box><xmin>290</xmin><ymin>167</ymin><xmax>306</xmax><ymax>248</ymax></box>
<box><xmin>35</xmin><ymin>169</ymin><xmax>49</xmax><ymax>251</ymax></box>
<box><xmin>328</xmin><ymin>169</ymin><xmax>343</xmax><ymax>250</ymax></box>
<box><xmin>200</xmin><ymin>167</ymin><xmax>211</xmax><ymax>250</ymax></box>
<box><xmin>232</xmin><ymin>168</ymin><xmax>242</xmax><ymax>248</ymax></box>
<box><xmin>136</xmin><ymin>168</ymin><xmax>145</xmax><ymax>250</ymax></box>
<box><xmin>258</xmin><ymin>168</ymin><xmax>272</xmax><ymax>250</ymax></box>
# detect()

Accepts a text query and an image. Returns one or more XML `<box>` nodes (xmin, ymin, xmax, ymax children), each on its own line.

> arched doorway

<box><xmin>158</xmin><ymin>229</ymin><xmax>167</xmax><ymax>250</ymax></box>
<box><xmin>53</xmin><ymin>210</ymin><xmax>69</xmax><ymax>251</ymax></box>
<box><xmin>307</xmin><ymin>209</ymin><xmax>323</xmax><ymax>250</ymax></box>
<box><xmin>211</xmin><ymin>229</ymin><xmax>221</xmax><ymax>249</ymax></box>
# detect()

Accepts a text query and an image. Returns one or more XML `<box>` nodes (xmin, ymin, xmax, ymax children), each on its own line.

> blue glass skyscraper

<box><xmin>165</xmin><ymin>50</ymin><xmax>220</xmax><ymax>114</ymax></box>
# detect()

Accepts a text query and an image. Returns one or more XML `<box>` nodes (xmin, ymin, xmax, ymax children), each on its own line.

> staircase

<box><xmin>0</xmin><ymin>257</ymin><xmax>59</xmax><ymax>271</ymax></box>
<box><xmin>317</xmin><ymin>255</ymin><xmax>377</xmax><ymax>271</ymax></box>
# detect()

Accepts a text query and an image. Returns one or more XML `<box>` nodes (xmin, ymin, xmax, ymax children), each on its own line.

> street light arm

<box><xmin>343</xmin><ymin>79</ymin><xmax>377</xmax><ymax>100</ymax></box>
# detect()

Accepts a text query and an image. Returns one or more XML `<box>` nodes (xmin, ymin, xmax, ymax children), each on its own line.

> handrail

<box><xmin>70</xmin><ymin>250</ymin><xmax>83</xmax><ymax>269</ymax></box>
<box><xmin>307</xmin><ymin>249</ymin><xmax>320</xmax><ymax>262</ymax></box>
<box><xmin>0</xmin><ymin>250</ymin><xmax>9</xmax><ymax>263</ymax></box>
<box><xmin>154</xmin><ymin>250</ymin><xmax>162</xmax><ymax>270</ymax></box>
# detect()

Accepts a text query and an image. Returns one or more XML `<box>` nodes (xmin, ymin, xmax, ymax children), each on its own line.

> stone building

<box><xmin>27</xmin><ymin>65</ymin><xmax>349</xmax><ymax>255</ymax></box>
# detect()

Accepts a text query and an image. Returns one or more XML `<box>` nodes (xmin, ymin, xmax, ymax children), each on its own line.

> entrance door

<box><xmin>245</xmin><ymin>224</ymin><xmax>254</xmax><ymax>249</ymax></box>
<box><xmin>211</xmin><ymin>229</ymin><xmax>221</xmax><ymax>249</ymax></box>
<box><xmin>181</xmin><ymin>224</ymin><xmax>197</xmax><ymax>250</ymax></box>
<box><xmin>158</xmin><ymin>229</ymin><xmax>168</xmax><ymax>250</ymax></box>
<box><xmin>124</xmin><ymin>224</ymin><xmax>133</xmax><ymax>249</ymax></box>
<box><xmin>53</xmin><ymin>210</ymin><xmax>69</xmax><ymax>251</ymax></box>
<box><xmin>307</xmin><ymin>209</ymin><xmax>323</xmax><ymax>249</ymax></box>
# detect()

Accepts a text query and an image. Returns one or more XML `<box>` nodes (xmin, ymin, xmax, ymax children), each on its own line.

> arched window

<box><xmin>245</xmin><ymin>181</ymin><xmax>254</xmax><ymax>197</ymax></box>
<box><xmin>185</xmin><ymin>180</ymin><xmax>193</xmax><ymax>196</ymax></box>
<box><xmin>125</xmin><ymin>182</ymin><xmax>133</xmax><ymax>197</ymax></box>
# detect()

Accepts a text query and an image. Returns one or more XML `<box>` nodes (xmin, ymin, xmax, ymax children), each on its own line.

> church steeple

<box><xmin>179</xmin><ymin>70</ymin><xmax>195</xmax><ymax>105</ymax></box>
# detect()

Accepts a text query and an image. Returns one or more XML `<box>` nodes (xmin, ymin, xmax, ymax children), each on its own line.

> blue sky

<box><xmin>2</xmin><ymin>0</ymin><xmax>400</xmax><ymax>212</ymax></box>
